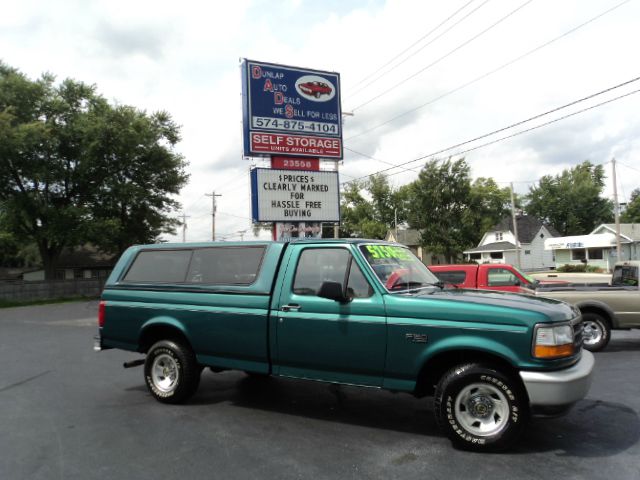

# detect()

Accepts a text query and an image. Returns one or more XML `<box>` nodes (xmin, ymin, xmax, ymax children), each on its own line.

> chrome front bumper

<box><xmin>520</xmin><ymin>350</ymin><xmax>595</xmax><ymax>412</ymax></box>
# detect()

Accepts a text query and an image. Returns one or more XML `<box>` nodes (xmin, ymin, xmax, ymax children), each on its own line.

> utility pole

<box><xmin>612</xmin><ymin>158</ymin><xmax>622</xmax><ymax>259</ymax></box>
<box><xmin>205</xmin><ymin>191</ymin><xmax>222</xmax><ymax>241</ymax></box>
<box><xmin>510</xmin><ymin>183</ymin><xmax>521</xmax><ymax>269</ymax></box>
<box><xmin>179</xmin><ymin>213</ymin><xmax>190</xmax><ymax>243</ymax></box>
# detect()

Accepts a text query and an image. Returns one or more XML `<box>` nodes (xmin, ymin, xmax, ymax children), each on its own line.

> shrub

<box><xmin>557</xmin><ymin>264</ymin><xmax>604</xmax><ymax>273</ymax></box>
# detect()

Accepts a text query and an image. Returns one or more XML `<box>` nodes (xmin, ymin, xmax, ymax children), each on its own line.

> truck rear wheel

<box><xmin>434</xmin><ymin>363</ymin><xmax>528</xmax><ymax>452</ymax></box>
<box><xmin>144</xmin><ymin>340</ymin><xmax>201</xmax><ymax>404</ymax></box>
<box><xmin>581</xmin><ymin>312</ymin><xmax>610</xmax><ymax>352</ymax></box>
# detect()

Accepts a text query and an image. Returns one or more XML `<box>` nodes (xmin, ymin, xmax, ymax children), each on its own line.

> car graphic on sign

<box><xmin>295</xmin><ymin>75</ymin><xmax>337</xmax><ymax>102</ymax></box>
<box><xmin>298</xmin><ymin>81</ymin><xmax>332</xmax><ymax>98</ymax></box>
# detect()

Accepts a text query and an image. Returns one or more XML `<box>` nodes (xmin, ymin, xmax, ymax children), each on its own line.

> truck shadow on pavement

<box><xmin>515</xmin><ymin>399</ymin><xmax>640</xmax><ymax>456</ymax></box>
<box><xmin>186</xmin><ymin>371</ymin><xmax>639</xmax><ymax>455</ymax></box>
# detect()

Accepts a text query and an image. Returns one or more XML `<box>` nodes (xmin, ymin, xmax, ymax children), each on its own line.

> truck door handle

<box><xmin>281</xmin><ymin>304</ymin><xmax>301</xmax><ymax>312</ymax></box>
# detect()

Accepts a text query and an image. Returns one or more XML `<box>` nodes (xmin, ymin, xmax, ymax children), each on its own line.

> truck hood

<box><xmin>387</xmin><ymin>287</ymin><xmax>577</xmax><ymax>325</ymax></box>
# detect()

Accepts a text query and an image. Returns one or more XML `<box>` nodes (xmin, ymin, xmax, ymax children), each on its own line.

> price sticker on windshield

<box><xmin>365</xmin><ymin>245</ymin><xmax>412</xmax><ymax>260</ymax></box>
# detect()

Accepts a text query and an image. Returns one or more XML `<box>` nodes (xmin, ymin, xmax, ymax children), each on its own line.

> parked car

<box><xmin>536</xmin><ymin>261</ymin><xmax>640</xmax><ymax>351</ymax></box>
<box><xmin>95</xmin><ymin>239</ymin><xmax>593</xmax><ymax>452</ymax></box>
<box><xmin>428</xmin><ymin>263</ymin><xmax>564</xmax><ymax>293</ymax></box>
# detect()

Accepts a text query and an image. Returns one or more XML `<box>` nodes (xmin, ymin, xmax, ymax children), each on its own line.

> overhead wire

<box><xmin>346</xmin><ymin>0</ymin><xmax>633</xmax><ymax>141</ymax></box>
<box><xmin>348</xmin><ymin>0</ymin><xmax>483</xmax><ymax>96</ymax></box>
<box><xmin>349</xmin><ymin>0</ymin><xmax>534</xmax><ymax>112</ymax></box>
<box><xmin>342</xmin><ymin>79</ymin><xmax>640</xmax><ymax>184</ymax></box>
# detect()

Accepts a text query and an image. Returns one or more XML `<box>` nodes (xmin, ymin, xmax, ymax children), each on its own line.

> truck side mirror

<box><xmin>318</xmin><ymin>281</ymin><xmax>351</xmax><ymax>303</ymax></box>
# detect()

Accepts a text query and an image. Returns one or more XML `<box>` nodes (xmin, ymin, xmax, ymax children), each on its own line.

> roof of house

<box><xmin>492</xmin><ymin>215</ymin><xmax>560</xmax><ymax>243</ymax></box>
<box><xmin>385</xmin><ymin>229</ymin><xmax>421</xmax><ymax>246</ymax></box>
<box><xmin>464</xmin><ymin>241</ymin><xmax>517</xmax><ymax>254</ymax></box>
<box><xmin>56</xmin><ymin>246</ymin><xmax>117</xmax><ymax>269</ymax></box>
<box><xmin>594</xmin><ymin>224</ymin><xmax>640</xmax><ymax>241</ymax></box>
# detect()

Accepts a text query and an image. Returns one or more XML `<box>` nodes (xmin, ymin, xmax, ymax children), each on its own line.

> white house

<box><xmin>464</xmin><ymin>215</ymin><xmax>559</xmax><ymax>271</ymax></box>
<box><xmin>545</xmin><ymin>223</ymin><xmax>640</xmax><ymax>272</ymax></box>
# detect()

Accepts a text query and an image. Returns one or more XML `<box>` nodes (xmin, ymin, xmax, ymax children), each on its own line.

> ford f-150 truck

<box><xmin>95</xmin><ymin>239</ymin><xmax>594</xmax><ymax>452</ymax></box>
<box><xmin>536</xmin><ymin>261</ymin><xmax>640</xmax><ymax>352</ymax></box>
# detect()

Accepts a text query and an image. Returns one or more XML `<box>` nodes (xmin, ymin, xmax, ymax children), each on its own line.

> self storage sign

<box><xmin>241</xmin><ymin>59</ymin><xmax>342</xmax><ymax>159</ymax></box>
<box><xmin>251</xmin><ymin>168</ymin><xmax>340</xmax><ymax>222</ymax></box>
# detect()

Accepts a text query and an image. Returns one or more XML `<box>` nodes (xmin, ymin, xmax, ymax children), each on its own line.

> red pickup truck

<box><xmin>429</xmin><ymin>264</ymin><xmax>544</xmax><ymax>293</ymax></box>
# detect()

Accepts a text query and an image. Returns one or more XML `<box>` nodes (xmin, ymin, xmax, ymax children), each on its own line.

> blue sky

<box><xmin>2</xmin><ymin>0</ymin><xmax>639</xmax><ymax>241</ymax></box>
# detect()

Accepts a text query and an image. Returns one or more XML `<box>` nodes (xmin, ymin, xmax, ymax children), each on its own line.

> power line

<box><xmin>346</xmin><ymin>0</ymin><xmax>633</xmax><ymax>141</ymax></box>
<box><xmin>343</xmin><ymin>82</ymin><xmax>640</xmax><ymax>184</ymax></box>
<box><xmin>344</xmin><ymin>146</ymin><xmax>421</xmax><ymax>175</ymax></box>
<box><xmin>350</xmin><ymin>0</ymin><xmax>534</xmax><ymax>112</ymax></box>
<box><xmin>617</xmin><ymin>161</ymin><xmax>640</xmax><ymax>174</ymax></box>
<box><xmin>348</xmin><ymin>0</ymin><xmax>482</xmax><ymax>96</ymax></box>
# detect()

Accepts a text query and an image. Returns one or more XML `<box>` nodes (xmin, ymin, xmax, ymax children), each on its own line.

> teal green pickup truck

<box><xmin>95</xmin><ymin>239</ymin><xmax>594</xmax><ymax>452</ymax></box>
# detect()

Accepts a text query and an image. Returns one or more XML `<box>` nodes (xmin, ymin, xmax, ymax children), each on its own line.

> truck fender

<box><xmin>415</xmin><ymin>334</ymin><xmax>520</xmax><ymax>375</ymax></box>
<box><xmin>572</xmin><ymin>300</ymin><xmax>618</xmax><ymax>328</ymax></box>
<box><xmin>138</xmin><ymin>316</ymin><xmax>192</xmax><ymax>351</ymax></box>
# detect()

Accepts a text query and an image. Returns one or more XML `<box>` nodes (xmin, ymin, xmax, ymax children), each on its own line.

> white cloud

<box><xmin>2</xmin><ymin>0</ymin><xmax>639</xmax><ymax>242</ymax></box>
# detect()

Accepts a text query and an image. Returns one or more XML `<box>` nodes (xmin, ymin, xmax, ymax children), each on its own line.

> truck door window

<box><xmin>487</xmin><ymin>268</ymin><xmax>519</xmax><ymax>287</ymax></box>
<box><xmin>292</xmin><ymin>248</ymin><xmax>372</xmax><ymax>298</ymax></box>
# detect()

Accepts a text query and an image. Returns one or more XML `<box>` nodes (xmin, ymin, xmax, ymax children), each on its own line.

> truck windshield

<box><xmin>360</xmin><ymin>244</ymin><xmax>442</xmax><ymax>292</ymax></box>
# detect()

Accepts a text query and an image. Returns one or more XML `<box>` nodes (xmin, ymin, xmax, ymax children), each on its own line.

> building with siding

<box><xmin>463</xmin><ymin>215</ymin><xmax>559</xmax><ymax>271</ymax></box>
<box><xmin>545</xmin><ymin>223</ymin><xmax>640</xmax><ymax>272</ymax></box>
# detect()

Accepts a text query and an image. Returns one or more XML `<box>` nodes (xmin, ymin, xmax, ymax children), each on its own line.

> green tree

<box><xmin>407</xmin><ymin>158</ymin><xmax>473</xmax><ymax>262</ymax></box>
<box><xmin>339</xmin><ymin>174</ymin><xmax>408</xmax><ymax>239</ymax></box>
<box><xmin>466</xmin><ymin>177</ymin><xmax>513</xmax><ymax>238</ymax></box>
<box><xmin>621</xmin><ymin>188</ymin><xmax>640</xmax><ymax>223</ymax></box>
<box><xmin>0</xmin><ymin>63</ymin><xmax>188</xmax><ymax>278</ymax></box>
<box><xmin>525</xmin><ymin>161</ymin><xmax>613</xmax><ymax>236</ymax></box>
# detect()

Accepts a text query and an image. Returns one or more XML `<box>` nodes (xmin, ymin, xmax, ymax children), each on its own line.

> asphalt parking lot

<box><xmin>1</xmin><ymin>300</ymin><xmax>639</xmax><ymax>480</ymax></box>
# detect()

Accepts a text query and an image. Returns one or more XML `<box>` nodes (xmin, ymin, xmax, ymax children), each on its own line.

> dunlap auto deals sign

<box><xmin>251</xmin><ymin>169</ymin><xmax>340</xmax><ymax>222</ymax></box>
<box><xmin>241</xmin><ymin>59</ymin><xmax>342</xmax><ymax>159</ymax></box>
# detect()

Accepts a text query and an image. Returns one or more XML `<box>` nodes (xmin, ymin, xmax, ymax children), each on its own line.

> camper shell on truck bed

<box><xmin>95</xmin><ymin>239</ymin><xmax>594</xmax><ymax>452</ymax></box>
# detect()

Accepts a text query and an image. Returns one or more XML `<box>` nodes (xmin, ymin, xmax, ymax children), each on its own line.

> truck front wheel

<box><xmin>581</xmin><ymin>312</ymin><xmax>610</xmax><ymax>352</ymax></box>
<box><xmin>434</xmin><ymin>363</ymin><xmax>528</xmax><ymax>451</ymax></box>
<box><xmin>144</xmin><ymin>340</ymin><xmax>201</xmax><ymax>404</ymax></box>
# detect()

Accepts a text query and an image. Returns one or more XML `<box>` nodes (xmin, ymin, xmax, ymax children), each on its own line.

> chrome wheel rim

<box><xmin>151</xmin><ymin>354</ymin><xmax>179</xmax><ymax>393</ymax></box>
<box><xmin>454</xmin><ymin>383</ymin><xmax>510</xmax><ymax>437</ymax></box>
<box><xmin>582</xmin><ymin>321</ymin><xmax>603</xmax><ymax>346</ymax></box>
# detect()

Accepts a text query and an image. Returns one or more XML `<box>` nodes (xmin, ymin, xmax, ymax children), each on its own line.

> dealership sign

<box><xmin>251</xmin><ymin>168</ymin><xmax>340</xmax><ymax>222</ymax></box>
<box><xmin>241</xmin><ymin>59</ymin><xmax>342</xmax><ymax>159</ymax></box>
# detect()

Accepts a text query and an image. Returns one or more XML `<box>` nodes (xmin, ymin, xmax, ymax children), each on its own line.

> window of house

<box><xmin>524</xmin><ymin>250</ymin><xmax>531</xmax><ymax>255</ymax></box>
<box><xmin>495</xmin><ymin>232</ymin><xmax>503</xmax><ymax>241</ymax></box>
<box><xmin>571</xmin><ymin>249</ymin><xmax>586</xmax><ymax>261</ymax></box>
<box><xmin>587</xmin><ymin>248</ymin><xmax>603</xmax><ymax>260</ymax></box>
<box><xmin>469</xmin><ymin>253</ymin><xmax>481</xmax><ymax>260</ymax></box>
<box><xmin>490</xmin><ymin>252</ymin><xmax>503</xmax><ymax>260</ymax></box>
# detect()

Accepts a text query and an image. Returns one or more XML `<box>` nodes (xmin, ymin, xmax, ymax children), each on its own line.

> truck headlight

<box><xmin>533</xmin><ymin>323</ymin><xmax>574</xmax><ymax>359</ymax></box>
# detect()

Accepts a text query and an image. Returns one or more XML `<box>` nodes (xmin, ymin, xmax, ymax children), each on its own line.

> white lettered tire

<box><xmin>434</xmin><ymin>363</ymin><xmax>528</xmax><ymax>451</ymax></box>
<box><xmin>144</xmin><ymin>340</ymin><xmax>201</xmax><ymax>404</ymax></box>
